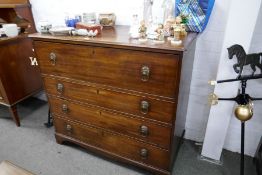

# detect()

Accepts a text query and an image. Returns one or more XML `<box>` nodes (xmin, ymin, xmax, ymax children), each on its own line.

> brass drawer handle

<box><xmin>140</xmin><ymin>125</ymin><xmax>149</xmax><ymax>136</ymax></box>
<box><xmin>141</xmin><ymin>100</ymin><xmax>150</xmax><ymax>114</ymax></box>
<box><xmin>49</xmin><ymin>52</ymin><xmax>56</xmax><ymax>65</ymax></box>
<box><xmin>140</xmin><ymin>148</ymin><xmax>148</xmax><ymax>159</ymax></box>
<box><xmin>141</xmin><ymin>66</ymin><xmax>150</xmax><ymax>81</ymax></box>
<box><xmin>62</xmin><ymin>104</ymin><xmax>68</xmax><ymax>113</ymax></box>
<box><xmin>57</xmin><ymin>83</ymin><xmax>64</xmax><ymax>93</ymax></box>
<box><xmin>66</xmin><ymin>124</ymin><xmax>72</xmax><ymax>133</ymax></box>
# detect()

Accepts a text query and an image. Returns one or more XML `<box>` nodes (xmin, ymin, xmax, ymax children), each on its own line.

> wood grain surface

<box><xmin>30</xmin><ymin>26</ymin><xmax>197</xmax><ymax>53</ymax></box>
<box><xmin>0</xmin><ymin>38</ymin><xmax>42</xmax><ymax>105</ymax></box>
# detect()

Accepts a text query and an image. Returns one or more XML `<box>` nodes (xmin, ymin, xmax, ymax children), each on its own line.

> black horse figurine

<box><xmin>227</xmin><ymin>44</ymin><xmax>262</xmax><ymax>78</ymax></box>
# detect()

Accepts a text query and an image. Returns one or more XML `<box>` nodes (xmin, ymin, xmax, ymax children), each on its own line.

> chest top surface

<box><xmin>30</xmin><ymin>25</ymin><xmax>197</xmax><ymax>54</ymax></box>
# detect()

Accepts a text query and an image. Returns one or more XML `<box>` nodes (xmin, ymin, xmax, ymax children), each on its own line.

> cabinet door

<box><xmin>0</xmin><ymin>38</ymin><xmax>42</xmax><ymax>105</ymax></box>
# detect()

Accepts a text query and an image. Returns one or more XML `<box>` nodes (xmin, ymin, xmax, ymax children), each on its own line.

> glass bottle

<box><xmin>162</xmin><ymin>0</ymin><xmax>174</xmax><ymax>23</ymax></box>
<box><xmin>129</xmin><ymin>14</ymin><xmax>140</xmax><ymax>38</ymax></box>
<box><xmin>143</xmin><ymin>0</ymin><xmax>153</xmax><ymax>26</ymax></box>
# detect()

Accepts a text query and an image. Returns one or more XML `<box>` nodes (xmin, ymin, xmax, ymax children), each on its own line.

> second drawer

<box><xmin>43</xmin><ymin>76</ymin><xmax>176</xmax><ymax>124</ymax></box>
<box><xmin>49</xmin><ymin>96</ymin><xmax>172</xmax><ymax>149</ymax></box>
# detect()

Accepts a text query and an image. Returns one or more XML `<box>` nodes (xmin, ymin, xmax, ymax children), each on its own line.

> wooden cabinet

<box><xmin>31</xmin><ymin>26</ymin><xmax>196</xmax><ymax>175</ymax></box>
<box><xmin>0</xmin><ymin>0</ymin><xmax>42</xmax><ymax>126</ymax></box>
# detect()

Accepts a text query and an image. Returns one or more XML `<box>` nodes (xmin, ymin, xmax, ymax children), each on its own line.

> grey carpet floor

<box><xmin>0</xmin><ymin>97</ymin><xmax>257</xmax><ymax>175</ymax></box>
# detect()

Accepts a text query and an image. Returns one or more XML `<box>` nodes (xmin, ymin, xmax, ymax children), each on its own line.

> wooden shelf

<box><xmin>0</xmin><ymin>34</ymin><xmax>28</xmax><ymax>44</ymax></box>
<box><xmin>0</xmin><ymin>4</ymin><xmax>18</xmax><ymax>8</ymax></box>
<box><xmin>0</xmin><ymin>0</ymin><xmax>29</xmax><ymax>7</ymax></box>
<box><xmin>0</xmin><ymin>3</ymin><xmax>29</xmax><ymax>8</ymax></box>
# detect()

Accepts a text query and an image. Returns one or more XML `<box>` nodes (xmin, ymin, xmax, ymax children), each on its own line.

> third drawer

<box><xmin>49</xmin><ymin>96</ymin><xmax>172</xmax><ymax>149</ymax></box>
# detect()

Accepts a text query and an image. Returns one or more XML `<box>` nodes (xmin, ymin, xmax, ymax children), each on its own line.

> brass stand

<box><xmin>255</xmin><ymin>137</ymin><xmax>262</xmax><ymax>175</ymax></box>
<box><xmin>209</xmin><ymin>74</ymin><xmax>262</xmax><ymax>175</ymax></box>
<box><xmin>44</xmin><ymin>108</ymin><xmax>53</xmax><ymax>128</ymax></box>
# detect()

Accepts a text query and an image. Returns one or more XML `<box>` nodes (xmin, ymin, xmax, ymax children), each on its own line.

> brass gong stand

<box><xmin>209</xmin><ymin>74</ymin><xmax>262</xmax><ymax>175</ymax></box>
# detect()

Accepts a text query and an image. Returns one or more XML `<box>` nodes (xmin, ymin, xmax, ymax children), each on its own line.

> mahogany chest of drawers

<box><xmin>31</xmin><ymin>26</ymin><xmax>196</xmax><ymax>175</ymax></box>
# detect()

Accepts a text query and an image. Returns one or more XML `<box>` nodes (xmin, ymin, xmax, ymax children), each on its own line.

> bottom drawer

<box><xmin>54</xmin><ymin>117</ymin><xmax>170</xmax><ymax>170</ymax></box>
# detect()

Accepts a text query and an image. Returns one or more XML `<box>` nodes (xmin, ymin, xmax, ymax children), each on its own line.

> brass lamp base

<box><xmin>234</xmin><ymin>103</ymin><xmax>253</xmax><ymax>122</ymax></box>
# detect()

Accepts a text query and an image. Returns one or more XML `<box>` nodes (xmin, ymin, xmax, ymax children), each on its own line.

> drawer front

<box><xmin>49</xmin><ymin>96</ymin><xmax>172</xmax><ymax>149</ymax></box>
<box><xmin>34</xmin><ymin>41</ymin><xmax>180</xmax><ymax>98</ymax></box>
<box><xmin>44</xmin><ymin>76</ymin><xmax>175</xmax><ymax>124</ymax></box>
<box><xmin>54</xmin><ymin>117</ymin><xmax>170</xmax><ymax>170</ymax></box>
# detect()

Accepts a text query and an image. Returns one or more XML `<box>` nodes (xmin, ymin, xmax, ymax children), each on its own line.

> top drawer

<box><xmin>34</xmin><ymin>41</ymin><xmax>181</xmax><ymax>98</ymax></box>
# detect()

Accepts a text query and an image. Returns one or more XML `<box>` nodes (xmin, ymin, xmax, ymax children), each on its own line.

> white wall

<box><xmin>30</xmin><ymin>0</ymin><xmax>165</xmax><ymax>27</ymax></box>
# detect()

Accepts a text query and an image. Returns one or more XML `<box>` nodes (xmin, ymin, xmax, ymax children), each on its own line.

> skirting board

<box><xmin>198</xmin><ymin>155</ymin><xmax>223</xmax><ymax>166</ymax></box>
<box><xmin>34</xmin><ymin>91</ymin><xmax>47</xmax><ymax>101</ymax></box>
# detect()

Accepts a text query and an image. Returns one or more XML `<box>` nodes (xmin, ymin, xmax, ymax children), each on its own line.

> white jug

<box><xmin>2</xmin><ymin>24</ymin><xmax>19</xmax><ymax>37</ymax></box>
